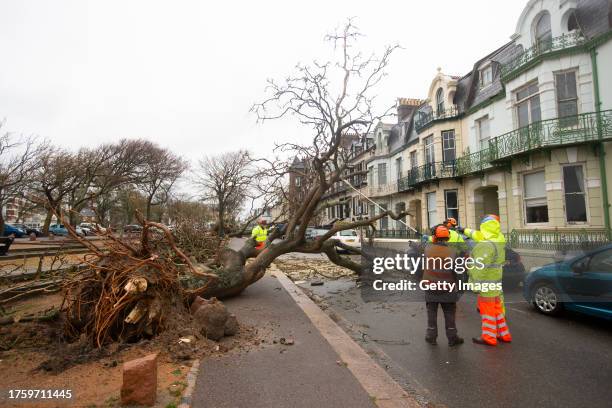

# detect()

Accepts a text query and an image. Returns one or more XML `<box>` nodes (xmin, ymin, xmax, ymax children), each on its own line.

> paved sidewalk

<box><xmin>191</xmin><ymin>273</ymin><xmax>377</xmax><ymax>408</ymax></box>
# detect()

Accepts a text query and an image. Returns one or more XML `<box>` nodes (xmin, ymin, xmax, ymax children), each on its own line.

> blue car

<box><xmin>2</xmin><ymin>224</ymin><xmax>26</xmax><ymax>238</ymax></box>
<box><xmin>523</xmin><ymin>244</ymin><xmax>612</xmax><ymax>319</ymax></box>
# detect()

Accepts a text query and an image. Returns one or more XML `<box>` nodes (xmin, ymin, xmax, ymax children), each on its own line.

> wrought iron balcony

<box><xmin>455</xmin><ymin>147</ymin><xmax>501</xmax><ymax>176</ymax></box>
<box><xmin>508</xmin><ymin>228</ymin><xmax>611</xmax><ymax>251</ymax></box>
<box><xmin>501</xmin><ymin>32</ymin><xmax>585</xmax><ymax>78</ymax></box>
<box><xmin>414</xmin><ymin>106</ymin><xmax>460</xmax><ymax>132</ymax></box>
<box><xmin>363</xmin><ymin>183</ymin><xmax>398</xmax><ymax>197</ymax></box>
<box><xmin>397</xmin><ymin>161</ymin><xmax>458</xmax><ymax>191</ymax></box>
<box><xmin>489</xmin><ymin>109</ymin><xmax>612</xmax><ymax>162</ymax></box>
<box><xmin>367</xmin><ymin>229</ymin><xmax>422</xmax><ymax>240</ymax></box>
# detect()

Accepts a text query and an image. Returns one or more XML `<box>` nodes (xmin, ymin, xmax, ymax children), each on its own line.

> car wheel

<box><xmin>532</xmin><ymin>283</ymin><xmax>562</xmax><ymax>315</ymax></box>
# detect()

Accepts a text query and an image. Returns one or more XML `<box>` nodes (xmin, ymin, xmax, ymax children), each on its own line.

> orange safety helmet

<box><xmin>444</xmin><ymin>217</ymin><xmax>458</xmax><ymax>228</ymax></box>
<box><xmin>432</xmin><ymin>225</ymin><xmax>450</xmax><ymax>241</ymax></box>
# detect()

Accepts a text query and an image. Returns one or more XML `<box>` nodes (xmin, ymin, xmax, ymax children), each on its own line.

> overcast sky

<box><xmin>0</xmin><ymin>0</ymin><xmax>526</xmax><ymax>164</ymax></box>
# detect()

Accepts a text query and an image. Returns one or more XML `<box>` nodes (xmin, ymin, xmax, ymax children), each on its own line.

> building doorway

<box><xmin>408</xmin><ymin>199</ymin><xmax>422</xmax><ymax>232</ymax></box>
<box><xmin>473</xmin><ymin>186</ymin><xmax>499</xmax><ymax>226</ymax></box>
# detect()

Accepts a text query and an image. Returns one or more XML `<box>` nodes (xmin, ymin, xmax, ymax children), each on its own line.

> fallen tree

<box><xmin>21</xmin><ymin>20</ymin><xmax>408</xmax><ymax>348</ymax></box>
<box><xmin>189</xmin><ymin>19</ymin><xmax>410</xmax><ymax>298</ymax></box>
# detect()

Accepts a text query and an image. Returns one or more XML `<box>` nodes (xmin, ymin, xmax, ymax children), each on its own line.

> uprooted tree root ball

<box><xmin>61</xmin><ymin>212</ymin><xmax>220</xmax><ymax>348</ymax></box>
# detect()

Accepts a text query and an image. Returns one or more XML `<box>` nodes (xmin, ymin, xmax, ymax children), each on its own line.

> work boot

<box><xmin>472</xmin><ymin>337</ymin><xmax>496</xmax><ymax>346</ymax></box>
<box><xmin>425</xmin><ymin>336</ymin><xmax>437</xmax><ymax>345</ymax></box>
<box><xmin>448</xmin><ymin>337</ymin><xmax>464</xmax><ymax>347</ymax></box>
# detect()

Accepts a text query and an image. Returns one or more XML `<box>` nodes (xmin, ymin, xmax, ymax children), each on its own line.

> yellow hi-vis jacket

<box><xmin>464</xmin><ymin>219</ymin><xmax>506</xmax><ymax>298</ymax></box>
<box><xmin>251</xmin><ymin>225</ymin><xmax>268</xmax><ymax>243</ymax></box>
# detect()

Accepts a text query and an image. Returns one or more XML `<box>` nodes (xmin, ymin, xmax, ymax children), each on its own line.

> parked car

<box><xmin>12</xmin><ymin>224</ymin><xmax>42</xmax><ymax>237</ymax></box>
<box><xmin>2</xmin><ymin>224</ymin><xmax>26</xmax><ymax>238</ymax></box>
<box><xmin>79</xmin><ymin>223</ymin><xmax>107</xmax><ymax>235</ymax></box>
<box><xmin>523</xmin><ymin>244</ymin><xmax>612</xmax><ymax>319</ymax></box>
<box><xmin>332</xmin><ymin>229</ymin><xmax>361</xmax><ymax>251</ymax></box>
<box><xmin>49</xmin><ymin>224</ymin><xmax>85</xmax><ymax>237</ymax></box>
<box><xmin>307</xmin><ymin>228</ymin><xmax>330</xmax><ymax>241</ymax></box>
<box><xmin>124</xmin><ymin>224</ymin><xmax>143</xmax><ymax>233</ymax></box>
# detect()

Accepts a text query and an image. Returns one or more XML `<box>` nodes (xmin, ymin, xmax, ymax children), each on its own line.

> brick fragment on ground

<box><xmin>121</xmin><ymin>353</ymin><xmax>158</xmax><ymax>406</ymax></box>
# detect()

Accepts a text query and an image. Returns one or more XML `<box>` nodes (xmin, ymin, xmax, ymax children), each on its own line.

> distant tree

<box><xmin>0</xmin><ymin>125</ymin><xmax>46</xmax><ymax>233</ymax></box>
<box><xmin>136</xmin><ymin>142</ymin><xmax>187</xmax><ymax>221</ymax></box>
<box><xmin>193</xmin><ymin>150</ymin><xmax>254</xmax><ymax>237</ymax></box>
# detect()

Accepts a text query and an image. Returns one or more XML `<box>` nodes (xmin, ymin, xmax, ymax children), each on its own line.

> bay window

<box><xmin>516</xmin><ymin>83</ymin><xmax>541</xmax><ymax>128</ymax></box>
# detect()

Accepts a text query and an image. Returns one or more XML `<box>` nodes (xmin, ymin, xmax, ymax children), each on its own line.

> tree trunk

<box><xmin>218</xmin><ymin>204</ymin><xmax>225</xmax><ymax>237</ymax></box>
<box><xmin>0</xmin><ymin>211</ymin><xmax>5</xmax><ymax>236</ymax></box>
<box><xmin>146</xmin><ymin>198</ymin><xmax>152</xmax><ymax>220</ymax></box>
<box><xmin>42</xmin><ymin>207</ymin><xmax>54</xmax><ymax>235</ymax></box>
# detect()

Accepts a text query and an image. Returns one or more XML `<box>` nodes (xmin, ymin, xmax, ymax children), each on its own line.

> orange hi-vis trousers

<box><xmin>477</xmin><ymin>295</ymin><xmax>512</xmax><ymax>346</ymax></box>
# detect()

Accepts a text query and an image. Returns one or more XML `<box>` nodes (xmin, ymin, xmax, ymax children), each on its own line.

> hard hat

<box><xmin>444</xmin><ymin>217</ymin><xmax>458</xmax><ymax>228</ymax></box>
<box><xmin>481</xmin><ymin>214</ymin><xmax>500</xmax><ymax>224</ymax></box>
<box><xmin>433</xmin><ymin>225</ymin><xmax>450</xmax><ymax>240</ymax></box>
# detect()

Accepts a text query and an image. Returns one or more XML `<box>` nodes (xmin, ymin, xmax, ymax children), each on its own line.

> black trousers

<box><xmin>425</xmin><ymin>301</ymin><xmax>458</xmax><ymax>341</ymax></box>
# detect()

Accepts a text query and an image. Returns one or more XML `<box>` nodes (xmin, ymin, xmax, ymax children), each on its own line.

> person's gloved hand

<box><xmin>456</xmin><ymin>226</ymin><xmax>465</xmax><ymax>234</ymax></box>
<box><xmin>421</xmin><ymin>234</ymin><xmax>429</xmax><ymax>243</ymax></box>
<box><xmin>414</xmin><ymin>230</ymin><xmax>422</xmax><ymax>238</ymax></box>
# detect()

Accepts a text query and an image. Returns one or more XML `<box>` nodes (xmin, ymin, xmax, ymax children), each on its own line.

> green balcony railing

<box><xmin>501</xmin><ymin>32</ymin><xmax>585</xmax><ymax>77</ymax></box>
<box><xmin>508</xmin><ymin>228</ymin><xmax>611</xmax><ymax>251</ymax></box>
<box><xmin>367</xmin><ymin>229</ymin><xmax>422</xmax><ymax>239</ymax></box>
<box><xmin>488</xmin><ymin>110</ymin><xmax>612</xmax><ymax>162</ymax></box>
<box><xmin>415</xmin><ymin>106</ymin><xmax>461</xmax><ymax>132</ymax></box>
<box><xmin>454</xmin><ymin>110</ymin><xmax>612</xmax><ymax>177</ymax></box>
<box><xmin>398</xmin><ymin>161</ymin><xmax>458</xmax><ymax>191</ymax></box>
<box><xmin>455</xmin><ymin>147</ymin><xmax>499</xmax><ymax>176</ymax></box>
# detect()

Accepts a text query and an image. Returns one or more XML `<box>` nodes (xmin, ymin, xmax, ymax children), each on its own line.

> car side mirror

<box><xmin>572</xmin><ymin>258</ymin><xmax>589</xmax><ymax>274</ymax></box>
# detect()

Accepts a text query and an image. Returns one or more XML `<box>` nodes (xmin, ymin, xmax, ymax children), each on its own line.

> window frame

<box><xmin>534</xmin><ymin>12</ymin><xmax>552</xmax><ymax>48</ymax></box>
<box><xmin>377</xmin><ymin>163</ymin><xmax>387</xmax><ymax>186</ymax></box>
<box><xmin>426</xmin><ymin>191</ymin><xmax>437</xmax><ymax>228</ymax></box>
<box><xmin>441</xmin><ymin>130</ymin><xmax>456</xmax><ymax>164</ymax></box>
<box><xmin>395</xmin><ymin>156</ymin><xmax>403</xmax><ymax>181</ymax></box>
<box><xmin>562</xmin><ymin>163</ymin><xmax>589</xmax><ymax>224</ymax></box>
<box><xmin>514</xmin><ymin>81</ymin><xmax>541</xmax><ymax>128</ymax></box>
<box><xmin>476</xmin><ymin>115</ymin><xmax>490</xmax><ymax>150</ymax></box>
<box><xmin>479</xmin><ymin>65</ymin><xmax>493</xmax><ymax>88</ymax></box>
<box><xmin>436</xmin><ymin>88</ymin><xmax>445</xmax><ymax>115</ymax></box>
<box><xmin>444</xmin><ymin>189</ymin><xmax>459</xmax><ymax>225</ymax></box>
<box><xmin>424</xmin><ymin>135</ymin><xmax>435</xmax><ymax>164</ymax></box>
<box><xmin>522</xmin><ymin>170</ymin><xmax>549</xmax><ymax>225</ymax></box>
<box><xmin>410</xmin><ymin>150</ymin><xmax>417</xmax><ymax>169</ymax></box>
<box><xmin>554</xmin><ymin>69</ymin><xmax>580</xmax><ymax>127</ymax></box>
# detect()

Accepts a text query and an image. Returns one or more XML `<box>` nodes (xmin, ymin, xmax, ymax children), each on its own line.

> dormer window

<box><xmin>567</xmin><ymin>12</ymin><xmax>578</xmax><ymax>31</ymax></box>
<box><xmin>535</xmin><ymin>12</ymin><xmax>552</xmax><ymax>50</ymax></box>
<box><xmin>479</xmin><ymin>65</ymin><xmax>493</xmax><ymax>88</ymax></box>
<box><xmin>436</xmin><ymin>88</ymin><xmax>444</xmax><ymax>115</ymax></box>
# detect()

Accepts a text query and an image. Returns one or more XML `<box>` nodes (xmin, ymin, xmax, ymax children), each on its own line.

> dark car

<box><xmin>523</xmin><ymin>244</ymin><xmax>612</xmax><ymax>319</ymax></box>
<box><xmin>124</xmin><ymin>224</ymin><xmax>143</xmax><ymax>233</ymax></box>
<box><xmin>14</xmin><ymin>224</ymin><xmax>42</xmax><ymax>237</ymax></box>
<box><xmin>2</xmin><ymin>224</ymin><xmax>26</xmax><ymax>238</ymax></box>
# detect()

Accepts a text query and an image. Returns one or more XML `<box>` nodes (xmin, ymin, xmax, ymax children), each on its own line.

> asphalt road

<box><xmin>303</xmin><ymin>278</ymin><xmax>612</xmax><ymax>408</ymax></box>
<box><xmin>228</xmin><ymin>238</ymin><xmax>612</xmax><ymax>407</ymax></box>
